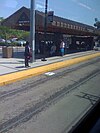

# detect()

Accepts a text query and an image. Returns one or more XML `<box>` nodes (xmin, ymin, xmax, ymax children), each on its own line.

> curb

<box><xmin>0</xmin><ymin>53</ymin><xmax>100</xmax><ymax>86</ymax></box>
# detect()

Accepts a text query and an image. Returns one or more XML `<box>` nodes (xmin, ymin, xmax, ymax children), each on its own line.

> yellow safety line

<box><xmin>0</xmin><ymin>52</ymin><xmax>100</xmax><ymax>86</ymax></box>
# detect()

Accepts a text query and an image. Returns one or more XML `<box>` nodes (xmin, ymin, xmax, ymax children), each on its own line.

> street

<box><xmin>0</xmin><ymin>57</ymin><xmax>100</xmax><ymax>133</ymax></box>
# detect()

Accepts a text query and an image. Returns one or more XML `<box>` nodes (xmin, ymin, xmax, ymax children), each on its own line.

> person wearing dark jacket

<box><xmin>24</xmin><ymin>41</ymin><xmax>31</xmax><ymax>67</ymax></box>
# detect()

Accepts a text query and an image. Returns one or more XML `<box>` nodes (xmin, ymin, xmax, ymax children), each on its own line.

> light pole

<box><xmin>30</xmin><ymin>0</ymin><xmax>35</xmax><ymax>62</ymax></box>
<box><xmin>41</xmin><ymin>0</ymin><xmax>48</xmax><ymax>61</ymax></box>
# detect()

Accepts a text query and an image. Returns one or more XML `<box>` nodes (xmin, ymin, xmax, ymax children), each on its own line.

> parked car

<box><xmin>0</xmin><ymin>38</ymin><xmax>5</xmax><ymax>43</ymax></box>
<box><xmin>11</xmin><ymin>38</ymin><xmax>18</xmax><ymax>42</ymax></box>
<box><xmin>6</xmin><ymin>40</ymin><xmax>11</xmax><ymax>43</ymax></box>
<box><xmin>15</xmin><ymin>40</ymin><xmax>26</xmax><ymax>46</ymax></box>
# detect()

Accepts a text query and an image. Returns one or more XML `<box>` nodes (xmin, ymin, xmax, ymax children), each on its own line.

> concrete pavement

<box><xmin>0</xmin><ymin>50</ymin><xmax>100</xmax><ymax>86</ymax></box>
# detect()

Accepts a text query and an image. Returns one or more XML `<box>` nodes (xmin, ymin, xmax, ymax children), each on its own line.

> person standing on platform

<box><xmin>60</xmin><ymin>40</ymin><xmax>65</xmax><ymax>56</ymax></box>
<box><xmin>24</xmin><ymin>41</ymin><xmax>31</xmax><ymax>67</ymax></box>
<box><xmin>50</xmin><ymin>44</ymin><xmax>56</xmax><ymax>56</ymax></box>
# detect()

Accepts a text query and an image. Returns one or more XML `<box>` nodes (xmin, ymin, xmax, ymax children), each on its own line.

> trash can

<box><xmin>2</xmin><ymin>46</ymin><xmax>13</xmax><ymax>58</ymax></box>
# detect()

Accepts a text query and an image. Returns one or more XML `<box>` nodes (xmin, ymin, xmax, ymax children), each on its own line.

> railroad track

<box><xmin>0</xmin><ymin>68</ymin><xmax>100</xmax><ymax>133</ymax></box>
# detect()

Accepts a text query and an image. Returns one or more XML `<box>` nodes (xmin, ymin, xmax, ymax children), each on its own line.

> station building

<box><xmin>1</xmin><ymin>6</ymin><xmax>100</xmax><ymax>55</ymax></box>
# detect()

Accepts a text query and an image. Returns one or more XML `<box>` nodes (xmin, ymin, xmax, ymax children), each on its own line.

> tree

<box><xmin>0</xmin><ymin>26</ymin><xmax>29</xmax><ymax>46</ymax></box>
<box><xmin>94</xmin><ymin>18</ymin><xmax>100</xmax><ymax>29</ymax></box>
<box><xmin>0</xmin><ymin>17</ymin><xmax>4</xmax><ymax>21</ymax></box>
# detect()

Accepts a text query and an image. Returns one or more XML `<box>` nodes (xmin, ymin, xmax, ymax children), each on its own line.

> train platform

<box><xmin>0</xmin><ymin>50</ymin><xmax>100</xmax><ymax>86</ymax></box>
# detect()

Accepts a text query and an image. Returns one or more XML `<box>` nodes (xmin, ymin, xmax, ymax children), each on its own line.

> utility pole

<box><xmin>30</xmin><ymin>0</ymin><xmax>35</xmax><ymax>62</ymax></box>
<box><xmin>41</xmin><ymin>0</ymin><xmax>48</xmax><ymax>61</ymax></box>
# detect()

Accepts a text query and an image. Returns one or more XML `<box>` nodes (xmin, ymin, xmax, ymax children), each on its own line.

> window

<box><xmin>61</xmin><ymin>22</ymin><xmax>63</xmax><ymax>27</ymax></box>
<box><xmin>64</xmin><ymin>23</ymin><xmax>67</xmax><ymax>28</ymax></box>
<box><xmin>67</xmin><ymin>24</ymin><xmax>70</xmax><ymax>28</ymax></box>
<box><xmin>52</xmin><ymin>21</ymin><xmax>56</xmax><ymax>26</ymax></box>
<box><xmin>70</xmin><ymin>25</ymin><xmax>73</xmax><ymax>29</ymax></box>
<box><xmin>57</xmin><ymin>21</ymin><xmax>60</xmax><ymax>27</ymax></box>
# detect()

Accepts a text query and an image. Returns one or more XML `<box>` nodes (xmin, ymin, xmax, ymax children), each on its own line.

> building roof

<box><xmin>1</xmin><ymin>6</ymin><xmax>99</xmax><ymax>36</ymax></box>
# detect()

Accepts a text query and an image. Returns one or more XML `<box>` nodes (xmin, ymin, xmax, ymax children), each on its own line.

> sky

<box><xmin>0</xmin><ymin>0</ymin><xmax>100</xmax><ymax>26</ymax></box>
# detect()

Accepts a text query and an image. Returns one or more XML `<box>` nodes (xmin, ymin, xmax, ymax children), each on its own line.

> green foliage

<box><xmin>94</xmin><ymin>18</ymin><xmax>100</xmax><ymax>29</ymax></box>
<box><xmin>0</xmin><ymin>26</ymin><xmax>29</xmax><ymax>41</ymax></box>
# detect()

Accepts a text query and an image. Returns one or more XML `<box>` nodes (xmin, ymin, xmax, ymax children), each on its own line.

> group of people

<box><xmin>50</xmin><ymin>40</ymin><xmax>65</xmax><ymax>56</ymax></box>
<box><xmin>24</xmin><ymin>40</ymin><xmax>65</xmax><ymax>67</ymax></box>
